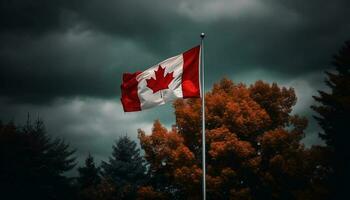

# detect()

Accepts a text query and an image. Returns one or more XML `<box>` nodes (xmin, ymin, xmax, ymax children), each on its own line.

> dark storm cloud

<box><xmin>1</xmin><ymin>0</ymin><xmax>350</xmax><ymax>103</ymax></box>
<box><xmin>0</xmin><ymin>31</ymin><xmax>158</xmax><ymax>103</ymax></box>
<box><xmin>0</xmin><ymin>0</ymin><xmax>79</xmax><ymax>34</ymax></box>
<box><xmin>1</xmin><ymin>0</ymin><xmax>350</xmax><ymax>160</ymax></box>
<box><xmin>72</xmin><ymin>0</ymin><xmax>350</xmax><ymax>72</ymax></box>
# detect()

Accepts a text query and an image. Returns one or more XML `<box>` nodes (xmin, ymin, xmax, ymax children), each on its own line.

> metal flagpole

<box><xmin>200</xmin><ymin>32</ymin><xmax>206</xmax><ymax>200</ymax></box>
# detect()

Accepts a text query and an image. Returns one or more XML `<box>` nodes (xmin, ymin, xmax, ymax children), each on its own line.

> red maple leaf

<box><xmin>146</xmin><ymin>65</ymin><xmax>174</xmax><ymax>93</ymax></box>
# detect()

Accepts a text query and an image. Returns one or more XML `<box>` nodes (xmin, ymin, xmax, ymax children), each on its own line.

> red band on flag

<box><xmin>182</xmin><ymin>45</ymin><xmax>200</xmax><ymax>98</ymax></box>
<box><xmin>121</xmin><ymin>72</ymin><xmax>142</xmax><ymax>112</ymax></box>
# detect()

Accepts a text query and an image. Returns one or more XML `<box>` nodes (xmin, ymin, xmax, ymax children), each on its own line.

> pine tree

<box><xmin>312</xmin><ymin>40</ymin><xmax>350</xmax><ymax>199</ymax></box>
<box><xmin>0</xmin><ymin>117</ymin><xmax>76</xmax><ymax>200</ymax></box>
<box><xmin>101</xmin><ymin>136</ymin><xmax>147</xmax><ymax>200</ymax></box>
<box><xmin>77</xmin><ymin>153</ymin><xmax>101</xmax><ymax>200</ymax></box>
<box><xmin>78</xmin><ymin>153</ymin><xmax>101</xmax><ymax>188</ymax></box>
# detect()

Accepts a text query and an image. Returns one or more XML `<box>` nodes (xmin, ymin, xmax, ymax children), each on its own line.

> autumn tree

<box><xmin>139</xmin><ymin>120</ymin><xmax>199</xmax><ymax>199</ymax></box>
<box><xmin>139</xmin><ymin>78</ymin><xmax>327</xmax><ymax>199</ymax></box>
<box><xmin>312</xmin><ymin>40</ymin><xmax>350</xmax><ymax>199</ymax></box>
<box><xmin>0</xmin><ymin>118</ymin><xmax>76</xmax><ymax>200</ymax></box>
<box><xmin>101</xmin><ymin>136</ymin><xmax>147</xmax><ymax>200</ymax></box>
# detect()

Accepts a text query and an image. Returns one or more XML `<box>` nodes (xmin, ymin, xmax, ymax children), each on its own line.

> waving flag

<box><xmin>121</xmin><ymin>45</ymin><xmax>201</xmax><ymax>112</ymax></box>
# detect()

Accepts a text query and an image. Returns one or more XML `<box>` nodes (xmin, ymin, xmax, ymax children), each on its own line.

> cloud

<box><xmin>1</xmin><ymin>0</ymin><xmax>350</xmax><ymax>103</ymax></box>
<box><xmin>0</xmin><ymin>0</ymin><xmax>78</xmax><ymax>34</ymax></box>
<box><xmin>0</xmin><ymin>29</ymin><xmax>158</xmax><ymax>103</ymax></box>
<box><xmin>0</xmin><ymin>68</ymin><xmax>326</xmax><ymax>168</ymax></box>
<box><xmin>1</xmin><ymin>0</ymin><xmax>349</xmax><ymax>169</ymax></box>
<box><xmin>0</xmin><ymin>96</ymin><xmax>176</xmax><ymax>167</ymax></box>
<box><xmin>178</xmin><ymin>0</ymin><xmax>272</xmax><ymax>22</ymax></box>
<box><xmin>0</xmin><ymin>67</ymin><xmax>328</xmax><ymax>173</ymax></box>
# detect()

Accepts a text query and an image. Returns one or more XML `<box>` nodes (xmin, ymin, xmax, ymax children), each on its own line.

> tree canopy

<box><xmin>312</xmin><ymin>40</ymin><xmax>350</xmax><ymax>199</ymax></box>
<box><xmin>101</xmin><ymin>136</ymin><xmax>148</xmax><ymax>199</ymax></box>
<box><xmin>0</xmin><ymin>118</ymin><xmax>76</xmax><ymax>200</ymax></box>
<box><xmin>139</xmin><ymin>79</ymin><xmax>328</xmax><ymax>199</ymax></box>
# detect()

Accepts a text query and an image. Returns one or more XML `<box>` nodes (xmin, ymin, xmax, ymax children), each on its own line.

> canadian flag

<box><xmin>121</xmin><ymin>45</ymin><xmax>201</xmax><ymax>112</ymax></box>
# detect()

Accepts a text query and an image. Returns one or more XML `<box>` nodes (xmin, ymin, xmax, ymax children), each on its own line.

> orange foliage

<box><xmin>138</xmin><ymin>78</ymin><xmax>326</xmax><ymax>199</ymax></box>
<box><xmin>207</xmin><ymin>82</ymin><xmax>271</xmax><ymax>138</ymax></box>
<box><xmin>207</xmin><ymin>127</ymin><xmax>255</xmax><ymax>159</ymax></box>
<box><xmin>137</xmin><ymin>186</ymin><xmax>166</xmax><ymax>200</ymax></box>
<box><xmin>250</xmin><ymin>80</ymin><xmax>297</xmax><ymax>128</ymax></box>
<box><xmin>138</xmin><ymin>120</ymin><xmax>195</xmax><ymax>173</ymax></box>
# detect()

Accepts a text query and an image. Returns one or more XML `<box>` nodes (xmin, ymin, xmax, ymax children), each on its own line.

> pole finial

<box><xmin>200</xmin><ymin>32</ymin><xmax>205</xmax><ymax>38</ymax></box>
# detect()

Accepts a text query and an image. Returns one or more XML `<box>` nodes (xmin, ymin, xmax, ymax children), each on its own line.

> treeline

<box><xmin>0</xmin><ymin>119</ymin><xmax>76</xmax><ymax>199</ymax></box>
<box><xmin>0</xmin><ymin>41</ymin><xmax>349</xmax><ymax>200</ymax></box>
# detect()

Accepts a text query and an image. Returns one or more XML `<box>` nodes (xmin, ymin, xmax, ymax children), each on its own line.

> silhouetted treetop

<box><xmin>0</xmin><ymin>118</ymin><xmax>76</xmax><ymax>200</ymax></box>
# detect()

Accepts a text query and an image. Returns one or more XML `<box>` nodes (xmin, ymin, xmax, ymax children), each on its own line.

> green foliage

<box><xmin>312</xmin><ymin>40</ymin><xmax>350</xmax><ymax>148</ymax></box>
<box><xmin>312</xmin><ymin>40</ymin><xmax>350</xmax><ymax>199</ymax></box>
<box><xmin>101</xmin><ymin>136</ymin><xmax>147</xmax><ymax>199</ymax></box>
<box><xmin>78</xmin><ymin>153</ymin><xmax>101</xmax><ymax>188</ymax></box>
<box><xmin>77</xmin><ymin>153</ymin><xmax>102</xmax><ymax>200</ymax></box>
<box><xmin>0</xmin><ymin>117</ymin><xmax>76</xmax><ymax>200</ymax></box>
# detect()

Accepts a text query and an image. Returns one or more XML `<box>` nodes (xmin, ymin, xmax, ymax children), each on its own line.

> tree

<box><xmin>77</xmin><ymin>153</ymin><xmax>101</xmax><ymax>200</ymax></box>
<box><xmin>312</xmin><ymin>40</ymin><xmax>350</xmax><ymax>199</ymax></box>
<box><xmin>139</xmin><ymin>120</ymin><xmax>197</xmax><ymax>199</ymax></box>
<box><xmin>0</xmin><ymin>118</ymin><xmax>76</xmax><ymax>200</ymax></box>
<box><xmin>78</xmin><ymin>153</ymin><xmax>101</xmax><ymax>188</ymax></box>
<box><xmin>101</xmin><ymin>136</ymin><xmax>147</xmax><ymax>200</ymax></box>
<box><xmin>139</xmin><ymin>78</ymin><xmax>327</xmax><ymax>199</ymax></box>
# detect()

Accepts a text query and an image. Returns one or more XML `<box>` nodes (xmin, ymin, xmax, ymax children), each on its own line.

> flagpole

<box><xmin>200</xmin><ymin>32</ymin><xmax>206</xmax><ymax>200</ymax></box>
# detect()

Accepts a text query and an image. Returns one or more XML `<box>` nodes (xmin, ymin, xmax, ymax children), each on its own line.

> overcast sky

<box><xmin>1</xmin><ymin>0</ymin><xmax>350</xmax><ymax>168</ymax></box>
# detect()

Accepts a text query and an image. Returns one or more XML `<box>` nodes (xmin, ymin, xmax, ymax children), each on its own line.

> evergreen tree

<box><xmin>0</xmin><ymin>117</ymin><xmax>76</xmax><ymax>200</ymax></box>
<box><xmin>77</xmin><ymin>153</ymin><xmax>101</xmax><ymax>200</ymax></box>
<box><xmin>78</xmin><ymin>153</ymin><xmax>101</xmax><ymax>188</ymax></box>
<box><xmin>101</xmin><ymin>136</ymin><xmax>147</xmax><ymax>200</ymax></box>
<box><xmin>312</xmin><ymin>40</ymin><xmax>350</xmax><ymax>199</ymax></box>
